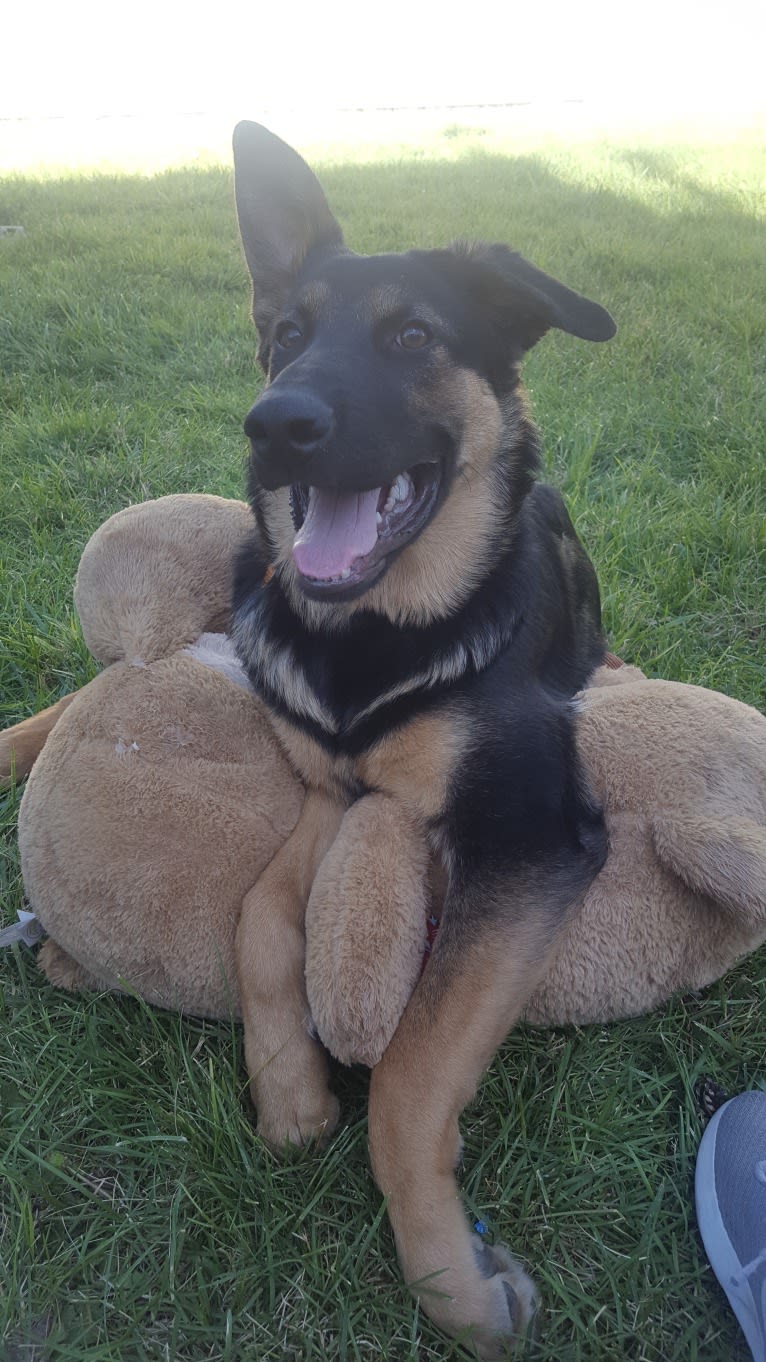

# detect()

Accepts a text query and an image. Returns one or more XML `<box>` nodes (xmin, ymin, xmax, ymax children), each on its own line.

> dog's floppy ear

<box><xmin>453</xmin><ymin>241</ymin><xmax>616</xmax><ymax>353</ymax></box>
<box><xmin>232</xmin><ymin>121</ymin><xmax>344</xmax><ymax>333</ymax></box>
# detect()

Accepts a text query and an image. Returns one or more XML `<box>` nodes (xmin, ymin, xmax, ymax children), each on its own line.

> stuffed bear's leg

<box><xmin>652</xmin><ymin>812</ymin><xmax>766</xmax><ymax>924</ymax></box>
<box><xmin>236</xmin><ymin>789</ymin><xmax>345</xmax><ymax>1148</ymax></box>
<box><xmin>38</xmin><ymin>939</ymin><xmax>105</xmax><ymax>993</ymax></box>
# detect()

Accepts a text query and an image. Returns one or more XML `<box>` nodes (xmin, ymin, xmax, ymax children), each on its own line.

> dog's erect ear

<box><xmin>232</xmin><ymin>121</ymin><xmax>344</xmax><ymax>333</ymax></box>
<box><xmin>452</xmin><ymin>241</ymin><xmax>616</xmax><ymax>353</ymax></box>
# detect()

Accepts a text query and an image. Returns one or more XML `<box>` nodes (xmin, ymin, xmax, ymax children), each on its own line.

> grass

<box><xmin>1</xmin><ymin>116</ymin><xmax>765</xmax><ymax>1360</ymax></box>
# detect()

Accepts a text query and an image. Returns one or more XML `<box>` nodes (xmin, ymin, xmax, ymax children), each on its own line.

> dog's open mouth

<box><xmin>289</xmin><ymin>461</ymin><xmax>443</xmax><ymax>599</ymax></box>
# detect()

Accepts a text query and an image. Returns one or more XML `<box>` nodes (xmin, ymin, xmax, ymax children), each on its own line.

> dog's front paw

<box><xmin>254</xmin><ymin>1084</ymin><xmax>340</xmax><ymax>1151</ymax></box>
<box><xmin>466</xmin><ymin>1237</ymin><xmax>538</xmax><ymax>1358</ymax></box>
<box><xmin>408</xmin><ymin>1231</ymin><xmax>538</xmax><ymax>1359</ymax></box>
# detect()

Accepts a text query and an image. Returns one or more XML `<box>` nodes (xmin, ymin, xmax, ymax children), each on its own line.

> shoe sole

<box><xmin>695</xmin><ymin>1093</ymin><xmax>766</xmax><ymax>1362</ymax></box>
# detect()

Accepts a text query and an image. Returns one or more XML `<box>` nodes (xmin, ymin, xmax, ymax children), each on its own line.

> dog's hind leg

<box><xmin>0</xmin><ymin>691</ymin><xmax>83</xmax><ymax>786</ymax></box>
<box><xmin>236</xmin><ymin>789</ymin><xmax>345</xmax><ymax>1149</ymax></box>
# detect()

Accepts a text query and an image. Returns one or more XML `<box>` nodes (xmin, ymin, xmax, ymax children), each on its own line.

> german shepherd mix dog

<box><xmin>231</xmin><ymin>123</ymin><xmax>616</xmax><ymax>1356</ymax></box>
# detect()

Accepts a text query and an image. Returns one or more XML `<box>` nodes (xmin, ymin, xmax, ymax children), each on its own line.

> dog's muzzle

<box><xmin>244</xmin><ymin>389</ymin><xmax>335</xmax><ymax>489</ymax></box>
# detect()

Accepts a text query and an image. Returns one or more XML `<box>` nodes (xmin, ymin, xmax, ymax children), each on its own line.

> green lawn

<box><xmin>1</xmin><ymin>118</ymin><xmax>765</xmax><ymax>1361</ymax></box>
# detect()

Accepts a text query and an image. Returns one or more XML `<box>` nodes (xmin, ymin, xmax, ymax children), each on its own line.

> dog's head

<box><xmin>233</xmin><ymin>121</ymin><xmax>615</xmax><ymax>623</ymax></box>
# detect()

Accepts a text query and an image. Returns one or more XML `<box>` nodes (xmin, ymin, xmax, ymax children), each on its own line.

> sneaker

<box><xmin>695</xmin><ymin>1090</ymin><xmax>766</xmax><ymax>1362</ymax></box>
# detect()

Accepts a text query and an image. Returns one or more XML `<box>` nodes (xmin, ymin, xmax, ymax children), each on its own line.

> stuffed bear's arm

<box><xmin>306</xmin><ymin>794</ymin><xmax>431</xmax><ymax>1067</ymax></box>
<box><xmin>0</xmin><ymin>689</ymin><xmax>84</xmax><ymax>786</ymax></box>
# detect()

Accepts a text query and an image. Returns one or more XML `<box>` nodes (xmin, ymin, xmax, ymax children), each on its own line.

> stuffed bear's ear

<box><xmin>232</xmin><ymin>121</ymin><xmax>345</xmax><ymax>333</ymax></box>
<box><xmin>451</xmin><ymin>240</ymin><xmax>617</xmax><ymax>353</ymax></box>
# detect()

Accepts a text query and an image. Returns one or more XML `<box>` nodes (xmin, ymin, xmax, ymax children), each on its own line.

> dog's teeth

<box><xmin>376</xmin><ymin>511</ymin><xmax>382</xmax><ymax>525</ymax></box>
<box><xmin>382</xmin><ymin>473</ymin><xmax>413</xmax><ymax>518</ymax></box>
<box><xmin>340</xmin><ymin>568</ymin><xmax>351</xmax><ymax>580</ymax></box>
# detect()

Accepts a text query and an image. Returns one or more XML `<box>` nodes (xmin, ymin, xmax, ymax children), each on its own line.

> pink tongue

<box><xmin>293</xmin><ymin>486</ymin><xmax>382</xmax><ymax>580</ymax></box>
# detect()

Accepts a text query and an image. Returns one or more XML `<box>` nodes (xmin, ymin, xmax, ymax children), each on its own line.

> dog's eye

<box><xmin>275</xmin><ymin>322</ymin><xmax>303</xmax><ymax>350</ymax></box>
<box><xmin>396</xmin><ymin>321</ymin><xmax>432</xmax><ymax>350</ymax></box>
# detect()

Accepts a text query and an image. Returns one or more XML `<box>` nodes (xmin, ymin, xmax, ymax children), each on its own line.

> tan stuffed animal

<box><xmin>3</xmin><ymin>493</ymin><xmax>766</xmax><ymax>1073</ymax></box>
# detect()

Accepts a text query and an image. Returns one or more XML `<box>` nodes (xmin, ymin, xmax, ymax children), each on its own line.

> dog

<box><xmin>229</xmin><ymin>122</ymin><xmax>616</xmax><ymax>1357</ymax></box>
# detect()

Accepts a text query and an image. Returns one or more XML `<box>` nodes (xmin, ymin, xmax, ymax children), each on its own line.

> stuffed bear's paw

<box><xmin>38</xmin><ymin>939</ymin><xmax>104</xmax><ymax>994</ymax></box>
<box><xmin>255</xmin><ymin>1086</ymin><xmax>340</xmax><ymax>1152</ymax></box>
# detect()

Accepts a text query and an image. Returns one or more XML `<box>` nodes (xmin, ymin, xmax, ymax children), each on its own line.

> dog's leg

<box><xmin>0</xmin><ymin>691</ymin><xmax>83</xmax><ymax>786</ymax></box>
<box><xmin>236</xmin><ymin>789</ymin><xmax>345</xmax><ymax>1149</ymax></box>
<box><xmin>369</xmin><ymin>848</ymin><xmax>604</xmax><ymax>1357</ymax></box>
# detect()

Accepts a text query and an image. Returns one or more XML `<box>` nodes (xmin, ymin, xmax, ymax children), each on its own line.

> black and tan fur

<box><xmin>230</xmin><ymin>124</ymin><xmax>616</xmax><ymax>1356</ymax></box>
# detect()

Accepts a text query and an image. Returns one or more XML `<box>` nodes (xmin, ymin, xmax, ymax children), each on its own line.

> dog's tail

<box><xmin>0</xmin><ymin>688</ymin><xmax>87</xmax><ymax>787</ymax></box>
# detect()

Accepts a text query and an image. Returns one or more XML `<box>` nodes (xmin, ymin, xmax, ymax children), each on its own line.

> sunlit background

<box><xmin>2</xmin><ymin>0</ymin><xmax>764</xmax><ymax>172</ymax></box>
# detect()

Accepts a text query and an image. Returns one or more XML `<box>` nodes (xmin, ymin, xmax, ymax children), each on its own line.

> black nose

<box><xmin>244</xmin><ymin>389</ymin><xmax>334</xmax><ymax>462</ymax></box>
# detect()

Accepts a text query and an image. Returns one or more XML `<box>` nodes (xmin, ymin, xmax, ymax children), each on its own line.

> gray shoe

<box><xmin>695</xmin><ymin>1090</ymin><xmax>766</xmax><ymax>1362</ymax></box>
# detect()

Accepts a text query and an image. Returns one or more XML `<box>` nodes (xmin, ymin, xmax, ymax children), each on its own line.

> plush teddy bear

<box><xmin>3</xmin><ymin>493</ymin><xmax>766</xmax><ymax>1071</ymax></box>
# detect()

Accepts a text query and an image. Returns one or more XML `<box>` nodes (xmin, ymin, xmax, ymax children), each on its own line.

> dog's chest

<box><xmin>234</xmin><ymin>572</ymin><xmax>514</xmax><ymax>754</ymax></box>
<box><xmin>272</xmin><ymin>708</ymin><xmax>465</xmax><ymax>822</ymax></box>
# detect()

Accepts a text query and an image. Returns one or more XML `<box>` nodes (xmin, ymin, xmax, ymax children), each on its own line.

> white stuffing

<box><xmin>184</xmin><ymin>633</ymin><xmax>254</xmax><ymax>692</ymax></box>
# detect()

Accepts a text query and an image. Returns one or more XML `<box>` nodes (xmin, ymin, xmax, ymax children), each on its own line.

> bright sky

<box><xmin>3</xmin><ymin>0</ymin><xmax>764</xmax><ymax>119</ymax></box>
